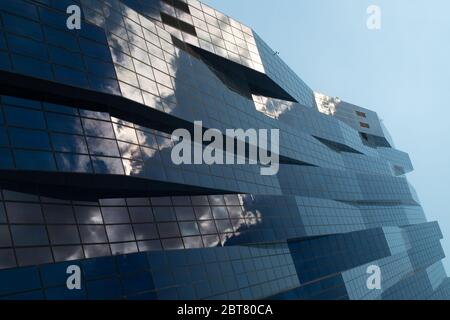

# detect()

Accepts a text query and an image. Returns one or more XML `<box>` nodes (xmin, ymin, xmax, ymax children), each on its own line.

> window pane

<box><xmin>175</xmin><ymin>207</ymin><xmax>195</xmax><ymax>221</ymax></box>
<box><xmin>16</xmin><ymin>247</ymin><xmax>52</xmax><ymax>267</ymax></box>
<box><xmin>129</xmin><ymin>207</ymin><xmax>153</xmax><ymax>223</ymax></box>
<box><xmin>6</xmin><ymin>202</ymin><xmax>43</xmax><ymax>223</ymax></box>
<box><xmin>14</xmin><ymin>150</ymin><xmax>56</xmax><ymax>171</ymax></box>
<box><xmin>0</xmin><ymin>226</ymin><xmax>12</xmax><ymax>247</ymax></box>
<box><xmin>102</xmin><ymin>207</ymin><xmax>130</xmax><ymax>224</ymax></box>
<box><xmin>51</xmin><ymin>133</ymin><xmax>87</xmax><ymax>153</ymax></box>
<box><xmin>84</xmin><ymin>244</ymin><xmax>110</xmax><ymax>258</ymax></box>
<box><xmin>82</xmin><ymin>118</ymin><xmax>115</xmax><ymax>138</ymax></box>
<box><xmin>11</xmin><ymin>225</ymin><xmax>49</xmax><ymax>246</ymax></box>
<box><xmin>9</xmin><ymin>127</ymin><xmax>50</xmax><ymax>150</ymax></box>
<box><xmin>48</xmin><ymin>226</ymin><xmax>80</xmax><ymax>245</ymax></box>
<box><xmin>106</xmin><ymin>225</ymin><xmax>135</xmax><ymax>242</ymax></box>
<box><xmin>92</xmin><ymin>157</ymin><xmax>124</xmax><ymax>174</ymax></box>
<box><xmin>74</xmin><ymin>206</ymin><xmax>103</xmax><ymax>224</ymax></box>
<box><xmin>43</xmin><ymin>205</ymin><xmax>75</xmax><ymax>224</ymax></box>
<box><xmin>133</xmin><ymin>224</ymin><xmax>158</xmax><ymax>240</ymax></box>
<box><xmin>46</xmin><ymin>113</ymin><xmax>83</xmax><ymax>134</ymax></box>
<box><xmin>4</xmin><ymin>106</ymin><xmax>46</xmax><ymax>129</ymax></box>
<box><xmin>179</xmin><ymin>222</ymin><xmax>200</xmax><ymax>237</ymax></box>
<box><xmin>87</xmin><ymin>137</ymin><xmax>120</xmax><ymax>157</ymax></box>
<box><xmin>157</xmin><ymin>222</ymin><xmax>180</xmax><ymax>238</ymax></box>
<box><xmin>79</xmin><ymin>225</ymin><xmax>108</xmax><ymax>244</ymax></box>
<box><xmin>56</xmin><ymin>153</ymin><xmax>93</xmax><ymax>173</ymax></box>
<box><xmin>53</xmin><ymin>246</ymin><xmax>84</xmax><ymax>262</ymax></box>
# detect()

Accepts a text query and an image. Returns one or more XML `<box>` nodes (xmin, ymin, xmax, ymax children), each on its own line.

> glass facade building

<box><xmin>0</xmin><ymin>0</ymin><xmax>448</xmax><ymax>300</ymax></box>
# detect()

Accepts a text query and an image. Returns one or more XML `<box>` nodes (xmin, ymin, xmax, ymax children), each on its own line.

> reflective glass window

<box><xmin>2</xmin><ymin>13</ymin><xmax>42</xmax><ymax>41</ymax></box>
<box><xmin>9</xmin><ymin>127</ymin><xmax>50</xmax><ymax>150</ymax></box>
<box><xmin>56</xmin><ymin>153</ymin><xmax>93</xmax><ymax>173</ymax></box>
<box><xmin>6</xmin><ymin>33</ymin><xmax>47</xmax><ymax>60</ymax></box>
<box><xmin>87</xmin><ymin>137</ymin><xmax>120</xmax><ymax>157</ymax></box>
<box><xmin>14</xmin><ymin>150</ymin><xmax>56</xmax><ymax>171</ymax></box>
<box><xmin>51</xmin><ymin>133</ymin><xmax>88</xmax><ymax>153</ymax></box>
<box><xmin>0</xmin><ymin>226</ymin><xmax>12</xmax><ymax>247</ymax></box>
<box><xmin>79</xmin><ymin>225</ymin><xmax>108</xmax><ymax>244</ymax></box>
<box><xmin>53</xmin><ymin>246</ymin><xmax>84</xmax><ymax>262</ymax></box>
<box><xmin>16</xmin><ymin>247</ymin><xmax>52</xmax><ymax>266</ymax></box>
<box><xmin>11</xmin><ymin>225</ymin><xmax>49</xmax><ymax>246</ymax></box>
<box><xmin>179</xmin><ymin>222</ymin><xmax>200</xmax><ymax>237</ymax></box>
<box><xmin>48</xmin><ymin>226</ymin><xmax>80</xmax><ymax>245</ymax></box>
<box><xmin>92</xmin><ymin>157</ymin><xmax>124</xmax><ymax>174</ymax></box>
<box><xmin>74</xmin><ymin>206</ymin><xmax>103</xmax><ymax>224</ymax></box>
<box><xmin>43</xmin><ymin>205</ymin><xmax>76</xmax><ymax>224</ymax></box>
<box><xmin>82</xmin><ymin>118</ymin><xmax>115</xmax><ymax>138</ymax></box>
<box><xmin>157</xmin><ymin>222</ymin><xmax>180</xmax><ymax>238</ymax></box>
<box><xmin>106</xmin><ymin>225</ymin><xmax>135</xmax><ymax>242</ymax></box>
<box><xmin>6</xmin><ymin>202</ymin><xmax>43</xmax><ymax>223</ymax></box>
<box><xmin>133</xmin><ymin>224</ymin><xmax>159</xmax><ymax>240</ymax></box>
<box><xmin>46</xmin><ymin>113</ymin><xmax>83</xmax><ymax>134</ymax></box>
<box><xmin>4</xmin><ymin>106</ymin><xmax>46</xmax><ymax>129</ymax></box>
<box><xmin>102</xmin><ymin>207</ymin><xmax>130</xmax><ymax>224</ymax></box>
<box><xmin>129</xmin><ymin>207</ymin><xmax>154</xmax><ymax>223</ymax></box>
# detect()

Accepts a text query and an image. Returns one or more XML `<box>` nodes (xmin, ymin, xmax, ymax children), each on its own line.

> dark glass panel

<box><xmin>48</xmin><ymin>225</ymin><xmax>80</xmax><ymax>245</ymax></box>
<box><xmin>74</xmin><ymin>206</ymin><xmax>103</xmax><ymax>224</ymax></box>
<box><xmin>6</xmin><ymin>202</ymin><xmax>43</xmax><ymax>223</ymax></box>
<box><xmin>11</xmin><ymin>225</ymin><xmax>49</xmax><ymax>246</ymax></box>
<box><xmin>9</xmin><ymin>127</ymin><xmax>51</xmax><ymax>150</ymax></box>
<box><xmin>43</xmin><ymin>205</ymin><xmax>75</xmax><ymax>224</ymax></box>
<box><xmin>4</xmin><ymin>106</ymin><xmax>46</xmax><ymax>129</ymax></box>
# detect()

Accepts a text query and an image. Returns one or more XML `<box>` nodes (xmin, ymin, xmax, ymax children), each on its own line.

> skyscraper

<box><xmin>0</xmin><ymin>0</ymin><xmax>448</xmax><ymax>300</ymax></box>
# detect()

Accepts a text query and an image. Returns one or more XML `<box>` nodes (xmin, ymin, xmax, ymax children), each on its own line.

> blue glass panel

<box><xmin>0</xmin><ymin>32</ymin><xmax>7</xmax><ymax>50</ymax></box>
<box><xmin>6</xmin><ymin>33</ymin><xmax>48</xmax><ymax>60</ymax></box>
<box><xmin>0</xmin><ymin>0</ymin><xmax>38</xmax><ymax>21</ymax></box>
<box><xmin>0</xmin><ymin>290</ymin><xmax>44</xmax><ymax>300</ymax></box>
<box><xmin>46</xmin><ymin>113</ymin><xmax>83</xmax><ymax>134</ymax></box>
<box><xmin>56</xmin><ymin>153</ymin><xmax>93</xmax><ymax>173</ymax></box>
<box><xmin>2</xmin><ymin>96</ymin><xmax>41</xmax><ymax>109</ymax></box>
<box><xmin>92</xmin><ymin>156</ymin><xmax>124</xmax><ymax>174</ymax></box>
<box><xmin>0</xmin><ymin>52</ymin><xmax>11</xmax><ymax>70</ymax></box>
<box><xmin>43</xmin><ymin>26</ymin><xmax>79</xmax><ymax>52</ymax></box>
<box><xmin>79</xmin><ymin>38</ymin><xmax>111</xmax><ymax>61</ymax></box>
<box><xmin>2</xmin><ymin>13</ymin><xmax>42</xmax><ymax>41</ymax></box>
<box><xmin>4</xmin><ymin>106</ymin><xmax>46</xmax><ymax>129</ymax></box>
<box><xmin>14</xmin><ymin>150</ymin><xmax>56</xmax><ymax>171</ymax></box>
<box><xmin>49</xmin><ymin>46</ymin><xmax>84</xmax><ymax>70</ymax></box>
<box><xmin>84</xmin><ymin>56</ymin><xmax>116</xmax><ymax>78</ymax></box>
<box><xmin>79</xmin><ymin>23</ymin><xmax>107</xmax><ymax>44</ymax></box>
<box><xmin>11</xmin><ymin>54</ymin><xmax>53</xmax><ymax>79</ymax></box>
<box><xmin>82</xmin><ymin>256</ymin><xmax>117</xmax><ymax>280</ymax></box>
<box><xmin>0</xmin><ymin>148</ymin><xmax>13</xmax><ymax>169</ymax></box>
<box><xmin>38</xmin><ymin>6</ymin><xmax>69</xmax><ymax>30</ymax></box>
<box><xmin>54</xmin><ymin>66</ymin><xmax>89</xmax><ymax>88</ymax></box>
<box><xmin>43</xmin><ymin>102</ymin><xmax>78</xmax><ymax>115</ymax></box>
<box><xmin>45</xmin><ymin>286</ymin><xmax>87</xmax><ymax>300</ymax></box>
<box><xmin>51</xmin><ymin>133</ymin><xmax>87</xmax><ymax>153</ymax></box>
<box><xmin>86</xmin><ymin>277</ymin><xmax>123</xmax><ymax>300</ymax></box>
<box><xmin>0</xmin><ymin>267</ymin><xmax>41</xmax><ymax>295</ymax></box>
<box><xmin>9</xmin><ymin>127</ymin><xmax>51</xmax><ymax>150</ymax></box>
<box><xmin>122</xmin><ymin>272</ymin><xmax>154</xmax><ymax>295</ymax></box>
<box><xmin>88</xmin><ymin>75</ymin><xmax>121</xmax><ymax>95</ymax></box>
<box><xmin>117</xmin><ymin>253</ymin><xmax>150</xmax><ymax>275</ymax></box>
<box><xmin>0</xmin><ymin>128</ymin><xmax>8</xmax><ymax>146</ymax></box>
<box><xmin>87</xmin><ymin>137</ymin><xmax>120</xmax><ymax>157</ymax></box>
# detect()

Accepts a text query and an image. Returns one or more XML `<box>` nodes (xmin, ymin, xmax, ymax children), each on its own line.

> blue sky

<box><xmin>203</xmin><ymin>0</ymin><xmax>450</xmax><ymax>271</ymax></box>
